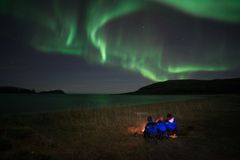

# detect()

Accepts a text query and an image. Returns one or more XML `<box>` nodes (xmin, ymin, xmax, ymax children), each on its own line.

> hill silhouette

<box><xmin>0</xmin><ymin>86</ymin><xmax>65</xmax><ymax>94</ymax></box>
<box><xmin>131</xmin><ymin>78</ymin><xmax>240</xmax><ymax>95</ymax></box>
<box><xmin>0</xmin><ymin>86</ymin><xmax>35</xmax><ymax>94</ymax></box>
<box><xmin>39</xmin><ymin>90</ymin><xmax>65</xmax><ymax>94</ymax></box>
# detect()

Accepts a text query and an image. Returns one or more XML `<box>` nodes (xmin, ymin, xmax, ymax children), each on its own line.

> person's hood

<box><xmin>168</xmin><ymin>117</ymin><xmax>175</xmax><ymax>123</ymax></box>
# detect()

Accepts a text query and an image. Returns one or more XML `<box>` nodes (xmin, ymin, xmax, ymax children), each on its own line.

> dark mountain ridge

<box><xmin>131</xmin><ymin>78</ymin><xmax>240</xmax><ymax>95</ymax></box>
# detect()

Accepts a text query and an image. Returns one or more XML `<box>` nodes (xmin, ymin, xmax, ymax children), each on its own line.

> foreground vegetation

<box><xmin>0</xmin><ymin>95</ymin><xmax>240</xmax><ymax>160</ymax></box>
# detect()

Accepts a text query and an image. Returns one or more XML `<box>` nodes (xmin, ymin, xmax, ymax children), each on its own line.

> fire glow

<box><xmin>127</xmin><ymin>122</ymin><xmax>146</xmax><ymax>135</ymax></box>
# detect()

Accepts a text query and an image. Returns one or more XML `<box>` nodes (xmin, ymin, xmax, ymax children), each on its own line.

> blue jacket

<box><xmin>144</xmin><ymin>122</ymin><xmax>158</xmax><ymax>136</ymax></box>
<box><xmin>165</xmin><ymin>119</ymin><xmax>177</xmax><ymax>131</ymax></box>
<box><xmin>156</xmin><ymin>121</ymin><xmax>167</xmax><ymax>132</ymax></box>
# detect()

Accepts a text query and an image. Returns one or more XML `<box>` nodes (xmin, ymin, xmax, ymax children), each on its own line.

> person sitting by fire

<box><xmin>156</xmin><ymin>116</ymin><xmax>167</xmax><ymax>139</ymax></box>
<box><xmin>165</xmin><ymin>113</ymin><xmax>177</xmax><ymax>139</ymax></box>
<box><xmin>143</xmin><ymin>116</ymin><xmax>158</xmax><ymax>139</ymax></box>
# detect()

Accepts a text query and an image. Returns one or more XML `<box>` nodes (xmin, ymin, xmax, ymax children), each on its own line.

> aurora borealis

<box><xmin>0</xmin><ymin>0</ymin><xmax>240</xmax><ymax>93</ymax></box>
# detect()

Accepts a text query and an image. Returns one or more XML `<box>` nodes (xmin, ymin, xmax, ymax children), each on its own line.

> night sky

<box><xmin>0</xmin><ymin>0</ymin><xmax>240</xmax><ymax>93</ymax></box>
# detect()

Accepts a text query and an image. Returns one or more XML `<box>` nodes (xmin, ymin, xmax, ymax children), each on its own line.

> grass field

<box><xmin>0</xmin><ymin>95</ymin><xmax>240</xmax><ymax>160</ymax></box>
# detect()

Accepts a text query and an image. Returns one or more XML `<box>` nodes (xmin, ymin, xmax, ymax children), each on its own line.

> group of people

<box><xmin>143</xmin><ymin>113</ymin><xmax>177</xmax><ymax>139</ymax></box>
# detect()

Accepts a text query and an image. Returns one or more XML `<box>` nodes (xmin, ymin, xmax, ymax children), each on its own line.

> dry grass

<box><xmin>0</xmin><ymin>95</ymin><xmax>240</xmax><ymax>160</ymax></box>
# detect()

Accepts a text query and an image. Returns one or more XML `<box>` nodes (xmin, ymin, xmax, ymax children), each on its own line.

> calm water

<box><xmin>0</xmin><ymin>94</ymin><xmax>204</xmax><ymax>113</ymax></box>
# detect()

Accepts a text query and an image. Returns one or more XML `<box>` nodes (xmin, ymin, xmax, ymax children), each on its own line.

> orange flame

<box><xmin>127</xmin><ymin>122</ymin><xmax>146</xmax><ymax>135</ymax></box>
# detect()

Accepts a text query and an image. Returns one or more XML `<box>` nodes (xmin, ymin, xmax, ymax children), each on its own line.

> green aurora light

<box><xmin>167</xmin><ymin>65</ymin><xmax>228</xmax><ymax>74</ymax></box>
<box><xmin>0</xmin><ymin>0</ymin><xmax>239</xmax><ymax>81</ymax></box>
<box><xmin>158</xmin><ymin>0</ymin><xmax>240</xmax><ymax>23</ymax></box>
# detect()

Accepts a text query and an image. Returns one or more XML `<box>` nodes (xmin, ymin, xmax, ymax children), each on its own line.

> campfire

<box><xmin>127</xmin><ymin>122</ymin><xmax>146</xmax><ymax>136</ymax></box>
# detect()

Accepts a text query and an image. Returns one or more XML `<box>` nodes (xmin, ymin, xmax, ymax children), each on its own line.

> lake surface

<box><xmin>0</xmin><ymin>94</ymin><xmax>205</xmax><ymax>113</ymax></box>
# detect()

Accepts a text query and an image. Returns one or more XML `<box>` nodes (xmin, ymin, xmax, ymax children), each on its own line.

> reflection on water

<box><xmin>0</xmin><ymin>94</ymin><xmax>204</xmax><ymax>113</ymax></box>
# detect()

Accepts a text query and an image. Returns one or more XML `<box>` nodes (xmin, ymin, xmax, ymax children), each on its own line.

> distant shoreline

<box><xmin>1</xmin><ymin>78</ymin><xmax>240</xmax><ymax>95</ymax></box>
